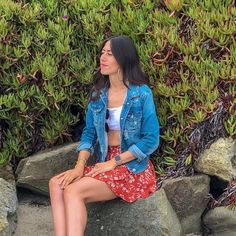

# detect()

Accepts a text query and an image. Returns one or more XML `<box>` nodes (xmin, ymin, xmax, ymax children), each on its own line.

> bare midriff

<box><xmin>107</xmin><ymin>130</ymin><xmax>120</xmax><ymax>146</ymax></box>
<box><xmin>106</xmin><ymin>86</ymin><xmax>127</xmax><ymax>147</ymax></box>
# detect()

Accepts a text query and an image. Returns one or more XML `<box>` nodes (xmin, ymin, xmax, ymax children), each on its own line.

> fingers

<box><xmin>71</xmin><ymin>176</ymin><xmax>82</xmax><ymax>183</ymax></box>
<box><xmin>58</xmin><ymin>171</ymin><xmax>74</xmax><ymax>189</ymax></box>
<box><xmin>55</xmin><ymin>169</ymin><xmax>84</xmax><ymax>190</ymax></box>
<box><xmin>85</xmin><ymin>162</ymin><xmax>114</xmax><ymax>177</ymax></box>
<box><xmin>56</xmin><ymin>172</ymin><xmax>66</xmax><ymax>179</ymax></box>
<box><xmin>86</xmin><ymin>164</ymin><xmax>106</xmax><ymax>177</ymax></box>
<box><xmin>85</xmin><ymin>169</ymin><xmax>96</xmax><ymax>177</ymax></box>
<box><xmin>85</xmin><ymin>165</ymin><xmax>100</xmax><ymax>177</ymax></box>
<box><xmin>58</xmin><ymin>175</ymin><xmax>82</xmax><ymax>189</ymax></box>
<box><xmin>60</xmin><ymin>175</ymin><xmax>71</xmax><ymax>189</ymax></box>
<box><xmin>86</xmin><ymin>171</ymin><xmax>99</xmax><ymax>177</ymax></box>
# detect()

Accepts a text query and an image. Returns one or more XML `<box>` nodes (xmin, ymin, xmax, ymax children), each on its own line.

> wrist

<box><xmin>75</xmin><ymin>157</ymin><xmax>87</xmax><ymax>168</ymax></box>
<box><xmin>75</xmin><ymin>160</ymin><xmax>85</xmax><ymax>167</ymax></box>
<box><xmin>113</xmin><ymin>155</ymin><xmax>122</xmax><ymax>166</ymax></box>
<box><xmin>75</xmin><ymin>163</ymin><xmax>85</xmax><ymax>171</ymax></box>
<box><xmin>111</xmin><ymin>158</ymin><xmax>118</xmax><ymax>168</ymax></box>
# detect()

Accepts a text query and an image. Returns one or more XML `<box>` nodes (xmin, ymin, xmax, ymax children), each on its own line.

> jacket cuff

<box><xmin>76</xmin><ymin>142</ymin><xmax>94</xmax><ymax>155</ymax></box>
<box><xmin>128</xmin><ymin>144</ymin><xmax>147</xmax><ymax>162</ymax></box>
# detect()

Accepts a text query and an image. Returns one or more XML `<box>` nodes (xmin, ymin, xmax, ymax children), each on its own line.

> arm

<box><xmin>57</xmin><ymin>103</ymin><xmax>98</xmax><ymax>188</ymax></box>
<box><xmin>75</xmin><ymin>102</ymin><xmax>97</xmax><ymax>157</ymax></box>
<box><xmin>85</xmin><ymin>150</ymin><xmax>136</xmax><ymax>177</ymax></box>
<box><xmin>128</xmin><ymin>87</ymin><xmax>160</xmax><ymax>162</ymax></box>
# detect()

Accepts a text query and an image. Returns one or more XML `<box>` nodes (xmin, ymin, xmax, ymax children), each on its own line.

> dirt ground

<box><xmin>13</xmin><ymin>188</ymin><xmax>53</xmax><ymax>236</ymax></box>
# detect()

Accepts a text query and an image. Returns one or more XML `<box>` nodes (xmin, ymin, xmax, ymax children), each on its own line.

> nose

<box><xmin>100</xmin><ymin>53</ymin><xmax>107</xmax><ymax>62</ymax></box>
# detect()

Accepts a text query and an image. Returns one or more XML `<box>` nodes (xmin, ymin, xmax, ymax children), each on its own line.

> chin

<box><xmin>100</xmin><ymin>69</ymin><xmax>110</xmax><ymax>75</ymax></box>
<box><xmin>101</xmin><ymin>72</ymin><xmax>109</xmax><ymax>75</ymax></box>
<box><xmin>100</xmin><ymin>68</ymin><xmax>118</xmax><ymax>76</ymax></box>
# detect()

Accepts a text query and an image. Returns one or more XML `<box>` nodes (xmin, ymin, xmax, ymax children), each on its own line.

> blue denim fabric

<box><xmin>76</xmin><ymin>83</ymin><xmax>160</xmax><ymax>174</ymax></box>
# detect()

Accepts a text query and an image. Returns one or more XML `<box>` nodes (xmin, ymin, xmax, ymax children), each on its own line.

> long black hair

<box><xmin>90</xmin><ymin>35</ymin><xmax>149</xmax><ymax>101</ymax></box>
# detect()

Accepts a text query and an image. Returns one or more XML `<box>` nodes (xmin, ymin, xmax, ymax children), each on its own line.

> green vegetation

<box><xmin>0</xmin><ymin>0</ymin><xmax>235</xmax><ymax>187</ymax></box>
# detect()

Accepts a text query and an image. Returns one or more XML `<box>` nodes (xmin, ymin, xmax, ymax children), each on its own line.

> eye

<box><xmin>101</xmin><ymin>50</ymin><xmax>113</xmax><ymax>56</ymax></box>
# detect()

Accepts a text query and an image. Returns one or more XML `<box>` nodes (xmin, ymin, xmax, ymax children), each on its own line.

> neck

<box><xmin>109</xmin><ymin>74</ymin><xmax>126</xmax><ymax>90</ymax></box>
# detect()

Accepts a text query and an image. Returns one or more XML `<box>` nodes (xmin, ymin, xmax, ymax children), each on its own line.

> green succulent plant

<box><xmin>0</xmin><ymin>1</ymin><xmax>235</xmax><ymax>210</ymax></box>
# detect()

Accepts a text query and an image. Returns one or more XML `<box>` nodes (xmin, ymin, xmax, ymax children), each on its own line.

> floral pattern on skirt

<box><xmin>83</xmin><ymin>145</ymin><xmax>157</xmax><ymax>203</ymax></box>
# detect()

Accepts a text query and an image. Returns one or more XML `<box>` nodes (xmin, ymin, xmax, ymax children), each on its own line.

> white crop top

<box><xmin>106</xmin><ymin>106</ymin><xmax>122</xmax><ymax>131</ymax></box>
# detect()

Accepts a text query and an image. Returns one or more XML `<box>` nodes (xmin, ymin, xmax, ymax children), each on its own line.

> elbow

<box><xmin>152</xmin><ymin>125</ymin><xmax>160</xmax><ymax>151</ymax></box>
<box><xmin>76</xmin><ymin>141</ymin><xmax>94</xmax><ymax>155</ymax></box>
<box><xmin>147</xmin><ymin>129</ymin><xmax>160</xmax><ymax>152</ymax></box>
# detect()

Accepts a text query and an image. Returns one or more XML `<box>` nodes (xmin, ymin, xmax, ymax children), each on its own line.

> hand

<box><xmin>85</xmin><ymin>160</ymin><xmax>116</xmax><ymax>177</ymax></box>
<box><xmin>56</xmin><ymin>165</ymin><xmax>84</xmax><ymax>189</ymax></box>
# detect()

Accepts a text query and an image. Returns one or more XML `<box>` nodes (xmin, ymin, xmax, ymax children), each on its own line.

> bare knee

<box><xmin>49</xmin><ymin>176</ymin><xmax>61</xmax><ymax>193</ymax></box>
<box><xmin>63</xmin><ymin>183</ymin><xmax>86</xmax><ymax>202</ymax></box>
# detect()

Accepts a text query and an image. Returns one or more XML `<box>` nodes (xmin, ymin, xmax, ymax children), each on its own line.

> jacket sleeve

<box><xmin>128</xmin><ymin>87</ymin><xmax>160</xmax><ymax>162</ymax></box>
<box><xmin>75</xmin><ymin>102</ymin><xmax>97</xmax><ymax>155</ymax></box>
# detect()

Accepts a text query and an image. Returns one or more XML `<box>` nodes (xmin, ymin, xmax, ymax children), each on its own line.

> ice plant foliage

<box><xmin>0</xmin><ymin>0</ymin><xmax>235</xmax><ymax>206</ymax></box>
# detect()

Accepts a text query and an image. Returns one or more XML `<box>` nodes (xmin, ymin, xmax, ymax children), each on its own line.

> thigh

<box><xmin>66</xmin><ymin>176</ymin><xmax>117</xmax><ymax>203</ymax></box>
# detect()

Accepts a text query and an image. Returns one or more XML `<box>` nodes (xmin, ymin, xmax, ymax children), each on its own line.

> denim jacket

<box><xmin>76</xmin><ymin>83</ymin><xmax>160</xmax><ymax>174</ymax></box>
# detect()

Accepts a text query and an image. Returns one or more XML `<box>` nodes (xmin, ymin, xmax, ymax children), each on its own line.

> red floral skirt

<box><xmin>83</xmin><ymin>145</ymin><xmax>157</xmax><ymax>203</ymax></box>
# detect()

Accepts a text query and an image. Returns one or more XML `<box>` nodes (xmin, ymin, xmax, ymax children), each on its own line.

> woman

<box><xmin>49</xmin><ymin>35</ymin><xmax>160</xmax><ymax>236</ymax></box>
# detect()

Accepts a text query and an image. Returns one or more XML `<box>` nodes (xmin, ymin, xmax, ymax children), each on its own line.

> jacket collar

<box><xmin>100</xmin><ymin>83</ymin><xmax>139</xmax><ymax>104</ymax></box>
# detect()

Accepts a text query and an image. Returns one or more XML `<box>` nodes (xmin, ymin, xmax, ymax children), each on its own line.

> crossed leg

<box><xmin>49</xmin><ymin>175</ymin><xmax>117</xmax><ymax>236</ymax></box>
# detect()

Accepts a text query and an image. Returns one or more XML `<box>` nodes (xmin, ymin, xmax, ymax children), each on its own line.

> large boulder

<box><xmin>0</xmin><ymin>178</ymin><xmax>18</xmax><ymax>236</ymax></box>
<box><xmin>162</xmin><ymin>174</ymin><xmax>210</xmax><ymax>234</ymax></box>
<box><xmin>13</xmin><ymin>188</ymin><xmax>184</xmax><ymax>236</ymax></box>
<box><xmin>194</xmin><ymin>138</ymin><xmax>236</xmax><ymax>181</ymax></box>
<box><xmin>85</xmin><ymin>188</ymin><xmax>183</xmax><ymax>236</ymax></box>
<box><xmin>16</xmin><ymin>142</ymin><xmax>80</xmax><ymax>195</ymax></box>
<box><xmin>203</xmin><ymin>206</ymin><xmax>236</xmax><ymax>236</ymax></box>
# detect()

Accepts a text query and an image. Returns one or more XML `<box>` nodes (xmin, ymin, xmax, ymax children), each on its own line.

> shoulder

<box><xmin>129</xmin><ymin>83</ymin><xmax>152</xmax><ymax>94</ymax></box>
<box><xmin>138</xmin><ymin>84</ymin><xmax>152</xmax><ymax>95</ymax></box>
<box><xmin>133</xmin><ymin>84</ymin><xmax>153</xmax><ymax>100</ymax></box>
<box><xmin>128</xmin><ymin>84</ymin><xmax>153</xmax><ymax>105</ymax></box>
<box><xmin>90</xmin><ymin>90</ymin><xmax>102</xmax><ymax>103</ymax></box>
<box><xmin>88</xmin><ymin>92</ymin><xmax>104</xmax><ymax>112</ymax></box>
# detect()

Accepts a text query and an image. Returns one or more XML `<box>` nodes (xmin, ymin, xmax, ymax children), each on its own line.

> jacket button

<box><xmin>121</xmin><ymin>117</ymin><xmax>123</xmax><ymax>120</ymax></box>
<box><xmin>132</xmin><ymin>168</ymin><xmax>136</xmax><ymax>172</ymax></box>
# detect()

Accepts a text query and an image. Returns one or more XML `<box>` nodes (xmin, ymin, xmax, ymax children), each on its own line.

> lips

<box><xmin>101</xmin><ymin>64</ymin><xmax>108</xmax><ymax>68</ymax></box>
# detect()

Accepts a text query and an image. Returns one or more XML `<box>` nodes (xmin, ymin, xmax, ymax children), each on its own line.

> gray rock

<box><xmin>162</xmin><ymin>174</ymin><xmax>210</xmax><ymax>234</ymax></box>
<box><xmin>13</xmin><ymin>202</ymin><xmax>53</xmax><ymax>236</ymax></box>
<box><xmin>13</xmin><ymin>188</ymin><xmax>184</xmax><ymax>236</ymax></box>
<box><xmin>0</xmin><ymin>164</ymin><xmax>15</xmax><ymax>184</ymax></box>
<box><xmin>185</xmin><ymin>234</ymin><xmax>202</xmax><ymax>236</ymax></box>
<box><xmin>194</xmin><ymin>138</ymin><xmax>236</xmax><ymax>181</ymax></box>
<box><xmin>0</xmin><ymin>178</ymin><xmax>18</xmax><ymax>236</ymax></box>
<box><xmin>85</xmin><ymin>188</ymin><xmax>183</xmax><ymax>236</ymax></box>
<box><xmin>203</xmin><ymin>206</ymin><xmax>236</xmax><ymax>236</ymax></box>
<box><xmin>16</xmin><ymin>142</ymin><xmax>80</xmax><ymax>195</ymax></box>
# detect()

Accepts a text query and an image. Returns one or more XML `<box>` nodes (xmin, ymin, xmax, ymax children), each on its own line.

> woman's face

<box><xmin>100</xmin><ymin>40</ymin><xmax>120</xmax><ymax>75</ymax></box>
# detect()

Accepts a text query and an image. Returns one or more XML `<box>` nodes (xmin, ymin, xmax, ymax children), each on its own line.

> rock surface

<box><xmin>203</xmin><ymin>206</ymin><xmax>236</xmax><ymax>236</ymax></box>
<box><xmin>16</xmin><ymin>142</ymin><xmax>80</xmax><ymax>195</ymax></box>
<box><xmin>8</xmin><ymin>138</ymin><xmax>236</xmax><ymax>235</ymax></box>
<box><xmin>13</xmin><ymin>188</ymin><xmax>52</xmax><ymax>236</ymax></box>
<box><xmin>195</xmin><ymin>138</ymin><xmax>236</xmax><ymax>181</ymax></box>
<box><xmin>85</xmin><ymin>188</ymin><xmax>183</xmax><ymax>236</ymax></box>
<box><xmin>0</xmin><ymin>178</ymin><xmax>18</xmax><ymax>236</ymax></box>
<box><xmin>0</xmin><ymin>164</ymin><xmax>15</xmax><ymax>184</ymax></box>
<box><xmin>162</xmin><ymin>174</ymin><xmax>210</xmax><ymax>234</ymax></box>
<box><xmin>14</xmin><ymin>188</ymin><xmax>184</xmax><ymax>236</ymax></box>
